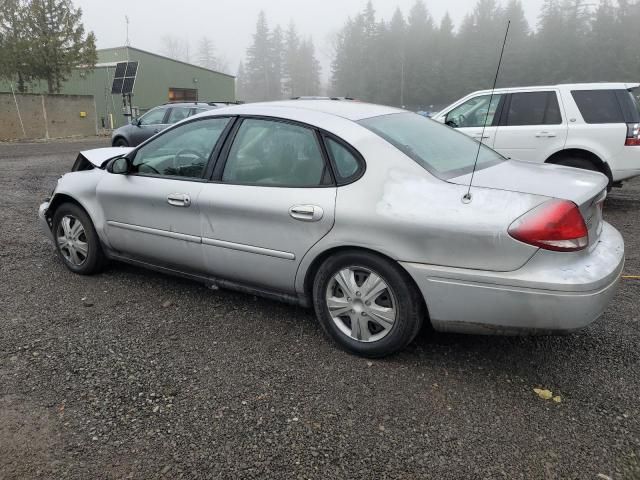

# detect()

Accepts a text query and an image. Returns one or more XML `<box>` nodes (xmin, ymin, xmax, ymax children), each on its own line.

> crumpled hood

<box><xmin>80</xmin><ymin>147</ymin><xmax>133</xmax><ymax>168</ymax></box>
<box><xmin>449</xmin><ymin>160</ymin><xmax>609</xmax><ymax>206</ymax></box>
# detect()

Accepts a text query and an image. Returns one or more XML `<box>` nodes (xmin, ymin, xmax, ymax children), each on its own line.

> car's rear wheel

<box><xmin>312</xmin><ymin>251</ymin><xmax>424</xmax><ymax>358</ymax></box>
<box><xmin>113</xmin><ymin>137</ymin><xmax>128</xmax><ymax>147</ymax></box>
<box><xmin>52</xmin><ymin>203</ymin><xmax>106</xmax><ymax>275</ymax></box>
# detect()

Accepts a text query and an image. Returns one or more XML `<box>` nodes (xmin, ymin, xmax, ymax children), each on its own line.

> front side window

<box><xmin>167</xmin><ymin>107</ymin><xmax>191</xmax><ymax>124</ymax></box>
<box><xmin>132</xmin><ymin>117</ymin><xmax>230</xmax><ymax>179</ymax></box>
<box><xmin>222</xmin><ymin>119</ymin><xmax>327</xmax><ymax>187</ymax></box>
<box><xmin>505</xmin><ymin>91</ymin><xmax>562</xmax><ymax>126</ymax></box>
<box><xmin>445</xmin><ymin>94</ymin><xmax>503</xmax><ymax>128</ymax></box>
<box><xmin>360</xmin><ymin>113</ymin><xmax>504</xmax><ymax>179</ymax></box>
<box><xmin>138</xmin><ymin>108</ymin><xmax>166</xmax><ymax>126</ymax></box>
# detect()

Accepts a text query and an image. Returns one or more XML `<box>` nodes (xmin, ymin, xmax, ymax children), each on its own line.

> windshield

<box><xmin>358</xmin><ymin>113</ymin><xmax>505</xmax><ymax>179</ymax></box>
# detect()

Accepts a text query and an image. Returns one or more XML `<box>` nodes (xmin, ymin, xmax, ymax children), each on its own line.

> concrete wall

<box><xmin>0</xmin><ymin>93</ymin><xmax>96</xmax><ymax>141</ymax></box>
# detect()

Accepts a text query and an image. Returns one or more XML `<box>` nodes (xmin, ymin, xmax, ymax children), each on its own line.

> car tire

<box><xmin>52</xmin><ymin>203</ymin><xmax>106</xmax><ymax>275</ymax></box>
<box><xmin>312</xmin><ymin>250</ymin><xmax>424</xmax><ymax>358</ymax></box>
<box><xmin>113</xmin><ymin>137</ymin><xmax>128</xmax><ymax>147</ymax></box>
<box><xmin>555</xmin><ymin>157</ymin><xmax>599</xmax><ymax>172</ymax></box>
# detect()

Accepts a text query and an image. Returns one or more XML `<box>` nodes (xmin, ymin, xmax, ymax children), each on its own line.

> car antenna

<box><xmin>462</xmin><ymin>20</ymin><xmax>510</xmax><ymax>204</ymax></box>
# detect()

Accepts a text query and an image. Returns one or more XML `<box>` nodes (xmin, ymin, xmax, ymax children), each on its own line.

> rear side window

<box><xmin>571</xmin><ymin>90</ymin><xmax>627</xmax><ymax>124</ymax></box>
<box><xmin>504</xmin><ymin>91</ymin><xmax>562</xmax><ymax>126</ymax></box>
<box><xmin>324</xmin><ymin>137</ymin><xmax>362</xmax><ymax>182</ymax></box>
<box><xmin>222</xmin><ymin>119</ymin><xmax>328</xmax><ymax>187</ymax></box>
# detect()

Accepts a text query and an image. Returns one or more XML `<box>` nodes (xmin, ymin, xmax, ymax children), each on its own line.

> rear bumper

<box><xmin>401</xmin><ymin>222</ymin><xmax>624</xmax><ymax>334</ymax></box>
<box><xmin>38</xmin><ymin>201</ymin><xmax>54</xmax><ymax>243</ymax></box>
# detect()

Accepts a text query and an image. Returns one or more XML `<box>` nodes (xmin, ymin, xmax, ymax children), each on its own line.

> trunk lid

<box><xmin>449</xmin><ymin>160</ymin><xmax>608</xmax><ymax>247</ymax></box>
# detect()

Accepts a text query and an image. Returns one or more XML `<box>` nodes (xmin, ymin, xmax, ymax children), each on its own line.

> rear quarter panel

<box><xmin>294</xmin><ymin>129</ymin><xmax>546</xmax><ymax>294</ymax></box>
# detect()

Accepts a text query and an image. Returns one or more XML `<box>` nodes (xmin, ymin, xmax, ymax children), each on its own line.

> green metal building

<box><xmin>3</xmin><ymin>46</ymin><xmax>236</xmax><ymax>129</ymax></box>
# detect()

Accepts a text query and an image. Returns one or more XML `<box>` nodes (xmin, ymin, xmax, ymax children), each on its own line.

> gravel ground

<box><xmin>1</xmin><ymin>138</ymin><xmax>639</xmax><ymax>480</ymax></box>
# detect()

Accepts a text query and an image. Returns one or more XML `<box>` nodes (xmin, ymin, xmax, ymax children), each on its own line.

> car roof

<box><xmin>202</xmin><ymin>100</ymin><xmax>405</xmax><ymax>121</ymax></box>
<box><xmin>466</xmin><ymin>82</ymin><xmax>640</xmax><ymax>96</ymax></box>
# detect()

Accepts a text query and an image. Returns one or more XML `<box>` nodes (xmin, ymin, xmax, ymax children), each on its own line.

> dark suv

<box><xmin>111</xmin><ymin>102</ymin><xmax>237</xmax><ymax>147</ymax></box>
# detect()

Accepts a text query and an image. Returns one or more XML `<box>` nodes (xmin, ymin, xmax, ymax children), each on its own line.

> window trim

<box><xmin>125</xmin><ymin>115</ymin><xmax>236</xmax><ymax>183</ymax></box>
<box><xmin>209</xmin><ymin>115</ymin><xmax>354</xmax><ymax>189</ymax></box>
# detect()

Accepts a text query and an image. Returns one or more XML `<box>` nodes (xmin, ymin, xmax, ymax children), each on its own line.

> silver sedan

<box><xmin>38</xmin><ymin>100</ymin><xmax>625</xmax><ymax>357</ymax></box>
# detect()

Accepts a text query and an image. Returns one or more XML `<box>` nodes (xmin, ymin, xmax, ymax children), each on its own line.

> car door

<box><xmin>131</xmin><ymin>107</ymin><xmax>169</xmax><ymax>146</ymax></box>
<box><xmin>198</xmin><ymin>117</ymin><xmax>337</xmax><ymax>292</ymax></box>
<box><xmin>96</xmin><ymin>116</ymin><xmax>233</xmax><ymax>272</ymax></box>
<box><xmin>492</xmin><ymin>90</ymin><xmax>568</xmax><ymax>163</ymax></box>
<box><xmin>439</xmin><ymin>93</ymin><xmax>505</xmax><ymax>146</ymax></box>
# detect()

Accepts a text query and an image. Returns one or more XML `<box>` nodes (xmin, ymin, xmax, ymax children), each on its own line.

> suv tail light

<box><xmin>508</xmin><ymin>200</ymin><xmax>588</xmax><ymax>252</ymax></box>
<box><xmin>626</xmin><ymin>123</ymin><xmax>640</xmax><ymax>146</ymax></box>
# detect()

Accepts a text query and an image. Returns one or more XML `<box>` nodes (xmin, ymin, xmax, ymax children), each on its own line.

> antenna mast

<box><xmin>463</xmin><ymin>20</ymin><xmax>510</xmax><ymax>203</ymax></box>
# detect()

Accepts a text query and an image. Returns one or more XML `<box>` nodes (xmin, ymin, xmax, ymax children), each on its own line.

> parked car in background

<box><xmin>434</xmin><ymin>83</ymin><xmax>640</xmax><ymax>187</ymax></box>
<box><xmin>39</xmin><ymin>101</ymin><xmax>623</xmax><ymax>357</ymax></box>
<box><xmin>111</xmin><ymin>102</ymin><xmax>238</xmax><ymax>147</ymax></box>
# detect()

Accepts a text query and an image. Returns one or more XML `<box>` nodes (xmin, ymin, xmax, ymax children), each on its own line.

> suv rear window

<box><xmin>571</xmin><ymin>89</ymin><xmax>638</xmax><ymax>124</ymax></box>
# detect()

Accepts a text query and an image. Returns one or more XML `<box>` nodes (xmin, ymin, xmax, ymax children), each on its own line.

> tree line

<box><xmin>236</xmin><ymin>12</ymin><xmax>322</xmax><ymax>102</ymax></box>
<box><xmin>0</xmin><ymin>0</ymin><xmax>96</xmax><ymax>94</ymax></box>
<box><xmin>330</xmin><ymin>0</ymin><xmax>640</xmax><ymax>109</ymax></box>
<box><xmin>237</xmin><ymin>0</ymin><xmax>640</xmax><ymax>108</ymax></box>
<box><xmin>160</xmin><ymin>35</ymin><xmax>231</xmax><ymax>74</ymax></box>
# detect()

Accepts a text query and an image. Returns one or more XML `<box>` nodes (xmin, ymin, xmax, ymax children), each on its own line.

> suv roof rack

<box><xmin>161</xmin><ymin>100</ymin><xmax>243</xmax><ymax>106</ymax></box>
<box><xmin>290</xmin><ymin>96</ymin><xmax>356</xmax><ymax>101</ymax></box>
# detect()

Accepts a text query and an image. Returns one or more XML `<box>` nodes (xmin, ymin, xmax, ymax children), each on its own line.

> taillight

<box><xmin>626</xmin><ymin>123</ymin><xmax>640</xmax><ymax>146</ymax></box>
<box><xmin>508</xmin><ymin>200</ymin><xmax>588</xmax><ymax>252</ymax></box>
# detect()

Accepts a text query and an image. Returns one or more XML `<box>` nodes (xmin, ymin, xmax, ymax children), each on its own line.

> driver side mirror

<box><xmin>133</xmin><ymin>118</ymin><xmax>142</xmax><ymax>127</ymax></box>
<box><xmin>108</xmin><ymin>156</ymin><xmax>131</xmax><ymax>175</ymax></box>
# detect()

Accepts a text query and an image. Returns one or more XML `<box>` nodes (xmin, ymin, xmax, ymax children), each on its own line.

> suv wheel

<box><xmin>312</xmin><ymin>251</ymin><xmax>424</xmax><ymax>358</ymax></box>
<box><xmin>113</xmin><ymin>137</ymin><xmax>128</xmax><ymax>147</ymax></box>
<box><xmin>555</xmin><ymin>157</ymin><xmax>599</xmax><ymax>172</ymax></box>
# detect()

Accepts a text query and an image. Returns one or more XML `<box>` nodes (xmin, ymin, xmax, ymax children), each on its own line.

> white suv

<box><xmin>433</xmin><ymin>83</ymin><xmax>640</xmax><ymax>186</ymax></box>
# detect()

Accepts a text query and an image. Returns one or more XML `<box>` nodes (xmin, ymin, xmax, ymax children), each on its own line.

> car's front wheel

<box><xmin>52</xmin><ymin>203</ymin><xmax>106</xmax><ymax>275</ymax></box>
<box><xmin>312</xmin><ymin>251</ymin><xmax>424</xmax><ymax>358</ymax></box>
<box><xmin>112</xmin><ymin>137</ymin><xmax>128</xmax><ymax>147</ymax></box>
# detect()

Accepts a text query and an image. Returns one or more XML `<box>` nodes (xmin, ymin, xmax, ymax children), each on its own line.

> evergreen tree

<box><xmin>404</xmin><ymin>0</ymin><xmax>435</xmax><ymax>108</ymax></box>
<box><xmin>0</xmin><ymin>0</ymin><xmax>31</xmax><ymax>91</ymax></box>
<box><xmin>283</xmin><ymin>21</ymin><xmax>300</xmax><ymax>97</ymax></box>
<box><xmin>197</xmin><ymin>37</ymin><xmax>218</xmax><ymax>71</ymax></box>
<box><xmin>17</xmin><ymin>0</ymin><xmax>96</xmax><ymax>93</ymax></box>
<box><xmin>268</xmin><ymin>25</ymin><xmax>285</xmax><ymax>99</ymax></box>
<box><xmin>244</xmin><ymin>11</ymin><xmax>272</xmax><ymax>101</ymax></box>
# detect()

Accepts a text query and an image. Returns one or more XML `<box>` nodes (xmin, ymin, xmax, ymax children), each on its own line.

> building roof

<box><xmin>96</xmin><ymin>46</ymin><xmax>235</xmax><ymax>79</ymax></box>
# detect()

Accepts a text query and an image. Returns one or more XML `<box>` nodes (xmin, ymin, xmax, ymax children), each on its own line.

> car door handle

<box><xmin>167</xmin><ymin>193</ymin><xmax>191</xmax><ymax>207</ymax></box>
<box><xmin>472</xmin><ymin>134</ymin><xmax>490</xmax><ymax>140</ymax></box>
<box><xmin>289</xmin><ymin>205</ymin><xmax>323</xmax><ymax>222</ymax></box>
<box><xmin>535</xmin><ymin>131</ymin><xmax>557</xmax><ymax>138</ymax></box>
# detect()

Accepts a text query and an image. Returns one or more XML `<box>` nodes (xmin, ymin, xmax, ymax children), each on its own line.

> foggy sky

<box><xmin>74</xmin><ymin>0</ymin><xmax>549</xmax><ymax>78</ymax></box>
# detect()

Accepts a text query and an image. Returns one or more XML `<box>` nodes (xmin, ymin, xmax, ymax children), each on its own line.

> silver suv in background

<box><xmin>111</xmin><ymin>102</ymin><xmax>238</xmax><ymax>147</ymax></box>
<box><xmin>434</xmin><ymin>83</ymin><xmax>640</xmax><ymax>186</ymax></box>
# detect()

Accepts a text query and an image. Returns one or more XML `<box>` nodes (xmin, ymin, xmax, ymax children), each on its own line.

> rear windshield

<box><xmin>572</xmin><ymin>89</ymin><xmax>640</xmax><ymax>124</ymax></box>
<box><xmin>358</xmin><ymin>113</ymin><xmax>504</xmax><ymax>179</ymax></box>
